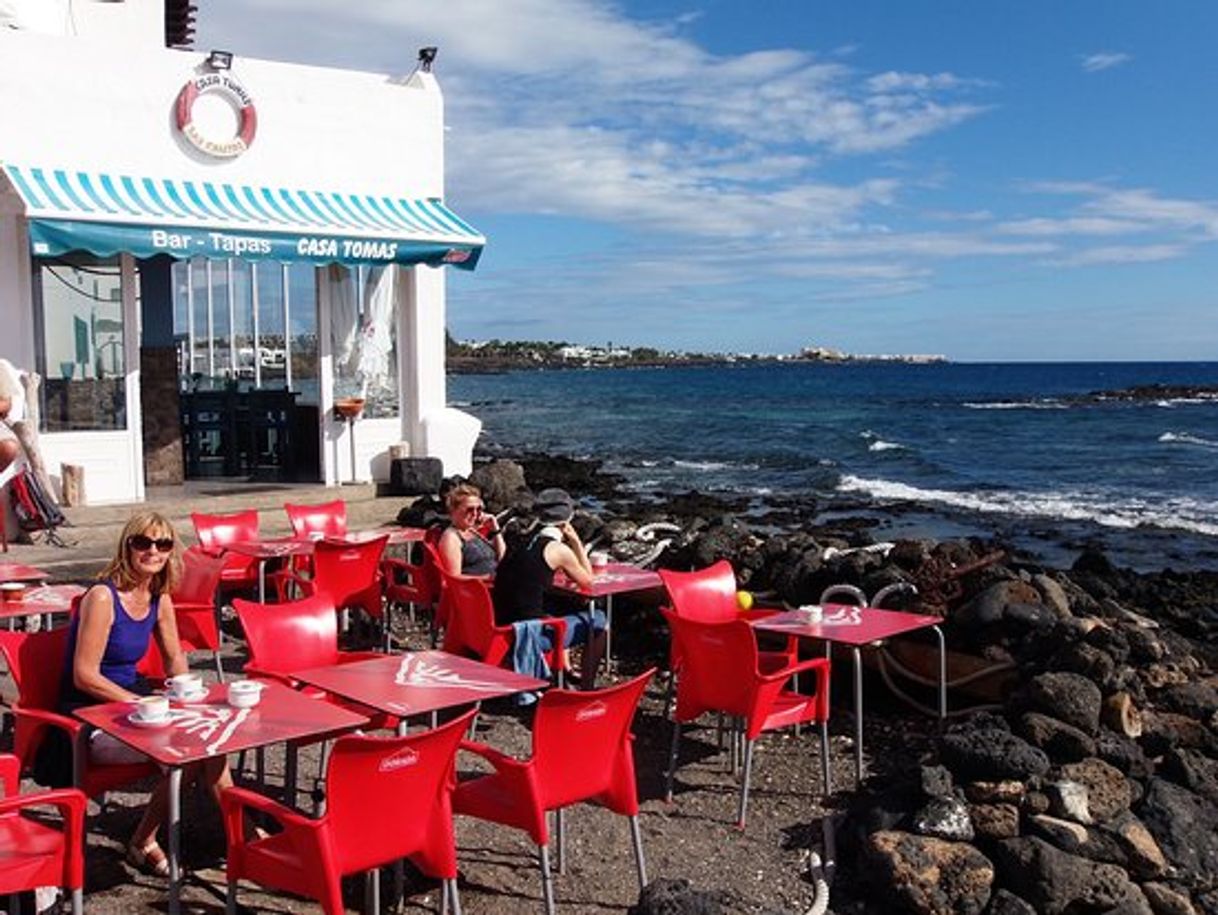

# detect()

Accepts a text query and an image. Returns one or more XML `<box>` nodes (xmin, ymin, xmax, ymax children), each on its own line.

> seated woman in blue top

<box><xmin>492</xmin><ymin>488</ymin><xmax>607</xmax><ymax>689</ymax></box>
<box><xmin>61</xmin><ymin>511</ymin><xmax>235</xmax><ymax>877</ymax></box>
<box><xmin>438</xmin><ymin>482</ymin><xmax>505</xmax><ymax>578</ymax></box>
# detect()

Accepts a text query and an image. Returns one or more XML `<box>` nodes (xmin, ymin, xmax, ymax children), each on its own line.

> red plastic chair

<box><xmin>284</xmin><ymin>500</ymin><xmax>348</xmax><ymax>539</ymax></box>
<box><xmin>439</xmin><ymin>573</ymin><xmax>567</xmax><ymax>682</ymax></box>
<box><xmin>191</xmin><ymin>509</ymin><xmax>261</xmax><ymax>592</ymax></box>
<box><xmin>0</xmin><ymin>628</ymin><xmax>157</xmax><ymax>798</ymax></box>
<box><xmin>0</xmin><ymin>753</ymin><xmax>87</xmax><ymax>914</ymax></box>
<box><xmin>169</xmin><ymin>545</ymin><xmax>226</xmax><ymax>680</ymax></box>
<box><xmin>454</xmin><ymin>671</ymin><xmax>654</xmax><ymax>915</ymax></box>
<box><xmin>661</xmin><ymin>610</ymin><xmax>831</xmax><ymax>828</ymax></box>
<box><xmin>382</xmin><ymin>540</ymin><xmax>444</xmax><ymax>644</ymax></box>
<box><xmin>220</xmin><ymin>709</ymin><xmax>474</xmax><ymax>915</ymax></box>
<box><xmin>274</xmin><ymin>536</ymin><xmax>387</xmax><ymax>628</ymax></box>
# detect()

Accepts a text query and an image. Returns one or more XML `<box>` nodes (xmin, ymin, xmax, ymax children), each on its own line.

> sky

<box><xmin>198</xmin><ymin>1</ymin><xmax>1218</xmax><ymax>360</ymax></box>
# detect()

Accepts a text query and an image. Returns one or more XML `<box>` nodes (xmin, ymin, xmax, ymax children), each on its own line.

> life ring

<box><xmin>174</xmin><ymin>72</ymin><xmax>257</xmax><ymax>158</ymax></box>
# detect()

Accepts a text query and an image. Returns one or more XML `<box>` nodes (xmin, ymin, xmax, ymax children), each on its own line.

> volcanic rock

<box><xmin>1045</xmin><ymin>782</ymin><xmax>1092</xmax><ymax>826</ymax></box>
<box><xmin>920</xmin><ymin>765</ymin><xmax>955</xmax><ymax>799</ymax></box>
<box><xmin>468</xmin><ymin>459</ymin><xmax>527</xmax><ymax>509</ymax></box>
<box><xmin>991</xmin><ymin>836</ymin><xmax>1151</xmax><ymax>914</ymax></box>
<box><xmin>1140</xmin><ymin>883</ymin><xmax>1199</xmax><ymax>915</ymax></box>
<box><xmin>1026</xmin><ymin>813</ymin><xmax>1089</xmax><ymax>851</ymax></box>
<box><xmin>1018</xmin><ymin>712</ymin><xmax>1096</xmax><ymax>763</ymax></box>
<box><xmin>628</xmin><ymin>878</ymin><xmax>724</xmax><ymax>915</ymax></box>
<box><xmin>1032</xmin><ymin>574</ymin><xmax>1073</xmax><ymax>621</ymax></box>
<box><xmin>1103</xmin><ymin>811</ymin><xmax>1168</xmax><ymax>879</ymax></box>
<box><xmin>1141</xmin><ymin>711</ymin><xmax>1218</xmax><ymax>756</ymax></box>
<box><xmin>958</xmin><ymin>581</ymin><xmax>1042</xmax><ymax>628</ymax></box>
<box><xmin>1137</xmin><ymin>778</ymin><xmax>1218</xmax><ymax>880</ymax></box>
<box><xmin>968</xmin><ymin>803</ymin><xmax>1019</xmax><ymax>841</ymax></box>
<box><xmin>914</xmin><ymin>796</ymin><xmax>975</xmax><ymax>842</ymax></box>
<box><xmin>964</xmin><ymin>781</ymin><xmax>1025</xmax><ymax>805</ymax></box>
<box><xmin>941</xmin><ymin>729</ymin><xmax>1050</xmax><ymax>782</ymax></box>
<box><xmin>1159</xmin><ymin>681</ymin><xmax>1218</xmax><ymax>720</ymax></box>
<box><xmin>1019</xmin><ymin>672</ymin><xmax>1103</xmax><ymax>735</ymax></box>
<box><xmin>1096</xmin><ymin>732</ymin><xmax>1153</xmax><ymax>779</ymax></box>
<box><xmin>1059</xmin><ymin>758</ymin><xmax>1133</xmax><ymax>821</ymax></box>
<box><xmin>866</xmin><ymin>830</ymin><xmax>994</xmax><ymax>915</ymax></box>
<box><xmin>984</xmin><ymin>889</ymin><xmax>1038</xmax><ymax>915</ymax></box>
<box><xmin>1160</xmin><ymin>747</ymin><xmax>1218</xmax><ymax>805</ymax></box>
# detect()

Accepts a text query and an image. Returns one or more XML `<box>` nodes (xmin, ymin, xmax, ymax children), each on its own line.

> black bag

<box><xmin>31</xmin><ymin>727</ymin><xmax>74</xmax><ymax>790</ymax></box>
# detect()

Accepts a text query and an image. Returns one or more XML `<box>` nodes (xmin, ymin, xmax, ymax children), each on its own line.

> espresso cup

<box><xmin>165</xmin><ymin>673</ymin><xmax>204</xmax><ymax>698</ymax></box>
<box><xmin>590</xmin><ymin>551</ymin><xmax>610</xmax><ymax>568</ymax></box>
<box><xmin>226</xmin><ymin>679</ymin><xmax>265</xmax><ymax>709</ymax></box>
<box><xmin>135</xmin><ymin>695</ymin><xmax>170</xmax><ymax>721</ymax></box>
<box><xmin>798</xmin><ymin>605</ymin><xmax>824</xmax><ymax>623</ymax></box>
<box><xmin>0</xmin><ymin>583</ymin><xmax>26</xmax><ymax>603</ymax></box>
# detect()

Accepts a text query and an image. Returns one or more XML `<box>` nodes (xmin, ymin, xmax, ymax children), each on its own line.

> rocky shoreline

<box><xmin>406</xmin><ymin>449</ymin><xmax>1218</xmax><ymax>914</ymax></box>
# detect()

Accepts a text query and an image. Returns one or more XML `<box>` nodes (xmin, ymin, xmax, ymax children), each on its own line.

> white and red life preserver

<box><xmin>175</xmin><ymin>72</ymin><xmax>257</xmax><ymax>158</ymax></box>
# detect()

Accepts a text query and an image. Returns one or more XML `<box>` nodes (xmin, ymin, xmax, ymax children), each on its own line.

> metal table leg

<box><xmin>285</xmin><ymin>742</ymin><xmax>299</xmax><ymax>809</ymax></box>
<box><xmin>852</xmin><ymin>646</ymin><xmax>864</xmax><ymax>784</ymax></box>
<box><xmin>168</xmin><ymin>766</ymin><xmax>184</xmax><ymax>915</ymax></box>
<box><xmin>933</xmin><ymin>625</ymin><xmax>947</xmax><ymax>727</ymax></box>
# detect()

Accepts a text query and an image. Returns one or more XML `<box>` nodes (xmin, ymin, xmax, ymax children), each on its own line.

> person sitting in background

<box><xmin>0</xmin><ymin>358</ymin><xmax>25</xmax><ymax>474</ymax></box>
<box><xmin>492</xmin><ymin>488</ymin><xmax>607</xmax><ymax>688</ymax></box>
<box><xmin>59</xmin><ymin>512</ymin><xmax>239</xmax><ymax>876</ymax></box>
<box><xmin>438</xmin><ymin>482</ymin><xmax>504</xmax><ymax>577</ymax></box>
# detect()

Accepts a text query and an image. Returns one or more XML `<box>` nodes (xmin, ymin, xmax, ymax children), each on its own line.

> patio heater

<box><xmin>333</xmin><ymin>397</ymin><xmax>365</xmax><ymax>484</ymax></box>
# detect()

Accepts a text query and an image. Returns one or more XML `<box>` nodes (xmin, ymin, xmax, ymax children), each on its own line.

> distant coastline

<box><xmin>447</xmin><ymin>336</ymin><xmax>947</xmax><ymax>373</ymax></box>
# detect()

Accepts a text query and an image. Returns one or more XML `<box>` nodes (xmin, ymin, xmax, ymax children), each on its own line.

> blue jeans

<box><xmin>540</xmin><ymin>608</ymin><xmax>608</xmax><ymax>649</ymax></box>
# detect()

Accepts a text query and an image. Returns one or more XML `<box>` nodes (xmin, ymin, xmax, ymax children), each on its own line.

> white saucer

<box><xmin>169</xmin><ymin>689</ymin><xmax>208</xmax><ymax>703</ymax></box>
<box><xmin>127</xmin><ymin>711</ymin><xmax>175</xmax><ymax>729</ymax></box>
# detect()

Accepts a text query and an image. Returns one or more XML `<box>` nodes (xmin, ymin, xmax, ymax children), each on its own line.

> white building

<box><xmin>0</xmin><ymin>0</ymin><xmax>485</xmax><ymax>503</ymax></box>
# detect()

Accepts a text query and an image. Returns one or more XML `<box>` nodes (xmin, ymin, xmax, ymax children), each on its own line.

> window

<box><xmin>329</xmin><ymin>264</ymin><xmax>399</xmax><ymax>418</ymax></box>
<box><xmin>33</xmin><ymin>256</ymin><xmax>128</xmax><ymax>431</ymax></box>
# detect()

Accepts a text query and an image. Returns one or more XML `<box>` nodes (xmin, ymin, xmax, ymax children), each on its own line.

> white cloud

<box><xmin>1080</xmin><ymin>52</ymin><xmax>1132</xmax><ymax>73</ymax></box>
<box><xmin>1043</xmin><ymin>243</ymin><xmax>1186</xmax><ymax>267</ymax></box>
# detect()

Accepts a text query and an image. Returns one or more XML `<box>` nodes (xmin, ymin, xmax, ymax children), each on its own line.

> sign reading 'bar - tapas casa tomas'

<box><xmin>28</xmin><ymin>220</ymin><xmax>480</xmax><ymax>268</ymax></box>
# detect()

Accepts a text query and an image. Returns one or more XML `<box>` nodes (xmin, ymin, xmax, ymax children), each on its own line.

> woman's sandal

<box><xmin>126</xmin><ymin>839</ymin><xmax>170</xmax><ymax>877</ymax></box>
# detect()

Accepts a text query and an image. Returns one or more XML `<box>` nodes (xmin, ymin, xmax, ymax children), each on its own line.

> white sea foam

<box><xmin>837</xmin><ymin>474</ymin><xmax>1218</xmax><ymax>538</ymax></box>
<box><xmin>672</xmin><ymin>459</ymin><xmax>760</xmax><ymax>471</ymax></box>
<box><xmin>962</xmin><ymin>400</ymin><xmax>1067</xmax><ymax>410</ymax></box>
<box><xmin>1159</xmin><ymin>432</ymin><xmax>1218</xmax><ymax>449</ymax></box>
<box><xmin>869</xmin><ymin>440</ymin><xmax>905</xmax><ymax>452</ymax></box>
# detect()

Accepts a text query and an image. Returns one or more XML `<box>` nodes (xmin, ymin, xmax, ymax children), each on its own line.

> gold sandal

<box><xmin>126</xmin><ymin>839</ymin><xmax>170</xmax><ymax>877</ymax></box>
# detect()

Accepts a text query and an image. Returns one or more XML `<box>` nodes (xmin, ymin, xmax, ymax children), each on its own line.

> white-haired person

<box><xmin>0</xmin><ymin>357</ymin><xmax>25</xmax><ymax>473</ymax></box>
<box><xmin>492</xmin><ymin>488</ymin><xmax>607</xmax><ymax>688</ymax></box>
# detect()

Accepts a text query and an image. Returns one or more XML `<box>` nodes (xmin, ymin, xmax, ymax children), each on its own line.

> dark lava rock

<box><xmin>1141</xmin><ymin>711</ymin><xmax>1218</xmax><ymax>756</ymax></box>
<box><xmin>969</xmin><ymin>803</ymin><xmax>1019</xmax><ymax>841</ymax></box>
<box><xmin>1140</xmin><ymin>882</ymin><xmax>1200</xmax><ymax>915</ymax></box>
<box><xmin>991</xmin><ymin>836</ymin><xmax>1151</xmax><ymax>914</ymax></box>
<box><xmin>1159</xmin><ymin>681</ymin><xmax>1218</xmax><ymax>720</ymax></box>
<box><xmin>1019</xmin><ymin>672</ymin><xmax>1102</xmax><ymax>735</ymax></box>
<box><xmin>921</xmin><ymin>764</ymin><xmax>956</xmax><ymax>799</ymax></box>
<box><xmin>1018</xmin><ymin>712</ymin><xmax>1096</xmax><ymax>763</ymax></box>
<box><xmin>1051</xmin><ymin>643</ymin><xmax>1118</xmax><ymax>691</ymax></box>
<box><xmin>468</xmin><ymin>459</ymin><xmax>528</xmax><ymax>509</ymax></box>
<box><xmin>1059</xmin><ymin>758</ymin><xmax>1133</xmax><ymax>822</ymax></box>
<box><xmin>1096</xmin><ymin>732</ymin><xmax>1153</xmax><ymax>779</ymax></box>
<box><xmin>914</xmin><ymin>796</ymin><xmax>975</xmax><ymax>842</ymax></box>
<box><xmin>1137</xmin><ymin>778</ymin><xmax>1218</xmax><ymax>880</ymax></box>
<box><xmin>867</xmin><ymin>830</ymin><xmax>994</xmax><ymax>915</ymax></box>
<box><xmin>628</xmin><ymin>878</ymin><xmax>724</xmax><ymax>915</ymax></box>
<box><xmin>1005</xmin><ymin>602</ymin><xmax>1059</xmax><ymax>631</ymax></box>
<box><xmin>1161</xmin><ymin>747</ymin><xmax>1218</xmax><ymax>805</ymax></box>
<box><xmin>1100</xmin><ymin>811</ymin><xmax>1169</xmax><ymax>880</ymax></box>
<box><xmin>941</xmin><ymin>729</ymin><xmax>1050</xmax><ymax>782</ymax></box>
<box><xmin>958</xmin><ymin>580</ymin><xmax>1042</xmax><ymax>628</ymax></box>
<box><xmin>984</xmin><ymin>889</ymin><xmax>1038</xmax><ymax>915</ymax></box>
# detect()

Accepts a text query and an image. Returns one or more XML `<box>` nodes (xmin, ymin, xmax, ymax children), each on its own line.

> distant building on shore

<box><xmin>799</xmin><ymin>345</ymin><xmax>947</xmax><ymax>364</ymax></box>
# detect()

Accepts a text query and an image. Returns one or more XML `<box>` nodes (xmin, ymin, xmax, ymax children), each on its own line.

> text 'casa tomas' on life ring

<box><xmin>175</xmin><ymin>70</ymin><xmax>258</xmax><ymax>159</ymax></box>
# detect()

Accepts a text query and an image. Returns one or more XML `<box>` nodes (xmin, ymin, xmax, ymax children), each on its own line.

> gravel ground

<box><xmin>7</xmin><ymin>604</ymin><xmax>940</xmax><ymax>915</ymax></box>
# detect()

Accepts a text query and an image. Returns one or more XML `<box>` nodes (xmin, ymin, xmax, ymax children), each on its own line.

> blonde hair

<box><xmin>98</xmin><ymin>511</ymin><xmax>182</xmax><ymax>596</ymax></box>
<box><xmin>446</xmin><ymin>482</ymin><xmax>483</xmax><ymax>514</ymax></box>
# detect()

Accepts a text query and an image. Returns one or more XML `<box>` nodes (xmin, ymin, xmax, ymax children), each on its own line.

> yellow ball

<box><xmin>736</xmin><ymin>590</ymin><xmax>754</xmax><ymax>611</ymax></box>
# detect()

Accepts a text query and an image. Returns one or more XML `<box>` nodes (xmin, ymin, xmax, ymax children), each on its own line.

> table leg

<box><xmin>853</xmin><ymin>646</ymin><xmax>864</xmax><ymax>784</ymax></box>
<box><xmin>168</xmin><ymin>766</ymin><xmax>183</xmax><ymax>915</ymax></box>
<box><xmin>285</xmin><ymin>742</ymin><xmax>299</xmax><ymax>809</ymax></box>
<box><xmin>258</xmin><ymin>558</ymin><xmax>267</xmax><ymax>604</ymax></box>
<box><xmin>604</xmin><ymin>594</ymin><xmax>615</xmax><ymax>672</ymax></box>
<box><xmin>933</xmin><ymin>625</ymin><xmax>947</xmax><ymax>727</ymax></box>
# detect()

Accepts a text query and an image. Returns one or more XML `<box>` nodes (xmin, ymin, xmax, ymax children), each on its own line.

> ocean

<box><xmin>449</xmin><ymin>362</ymin><xmax>1218</xmax><ymax>572</ymax></box>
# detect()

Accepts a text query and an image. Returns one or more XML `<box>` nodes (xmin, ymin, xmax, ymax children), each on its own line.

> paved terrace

<box><xmin>6</xmin><ymin>481</ymin><xmax>419</xmax><ymax>582</ymax></box>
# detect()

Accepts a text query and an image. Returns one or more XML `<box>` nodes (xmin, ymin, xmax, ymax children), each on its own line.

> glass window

<box><xmin>33</xmin><ymin>256</ymin><xmax>128</xmax><ymax>431</ymax></box>
<box><xmin>329</xmin><ymin>264</ymin><xmax>398</xmax><ymax>418</ymax></box>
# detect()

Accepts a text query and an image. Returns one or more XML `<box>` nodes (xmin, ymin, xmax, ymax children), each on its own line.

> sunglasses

<box><xmin>128</xmin><ymin>534</ymin><xmax>174</xmax><ymax>554</ymax></box>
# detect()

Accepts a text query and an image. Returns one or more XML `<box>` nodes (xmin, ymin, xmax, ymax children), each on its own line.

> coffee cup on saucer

<box><xmin>226</xmin><ymin>679</ymin><xmax>265</xmax><ymax>709</ymax></box>
<box><xmin>590</xmin><ymin>551</ymin><xmax>610</xmax><ymax>569</ymax></box>
<box><xmin>135</xmin><ymin>695</ymin><xmax>170</xmax><ymax>722</ymax></box>
<box><xmin>797</xmin><ymin>605</ymin><xmax>824</xmax><ymax>623</ymax></box>
<box><xmin>0</xmin><ymin>583</ymin><xmax>26</xmax><ymax>603</ymax></box>
<box><xmin>165</xmin><ymin>673</ymin><xmax>204</xmax><ymax>699</ymax></box>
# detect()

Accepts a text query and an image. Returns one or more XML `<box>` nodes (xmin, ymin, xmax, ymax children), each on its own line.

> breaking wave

<box><xmin>1159</xmin><ymin>432</ymin><xmax>1218</xmax><ymax>450</ymax></box>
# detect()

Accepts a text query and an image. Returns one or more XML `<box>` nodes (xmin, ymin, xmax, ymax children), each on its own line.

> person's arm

<box><xmin>548</xmin><ymin>521</ymin><xmax>594</xmax><ymax>589</ymax></box>
<box><xmin>438</xmin><ymin>527</ymin><xmax>464</xmax><ymax>576</ymax></box>
<box><xmin>153</xmin><ymin>594</ymin><xmax>189</xmax><ymax>677</ymax></box>
<box><xmin>482</xmin><ymin>517</ymin><xmax>507</xmax><ymax>561</ymax></box>
<box><xmin>72</xmin><ymin>587</ymin><xmax>141</xmax><ymax>703</ymax></box>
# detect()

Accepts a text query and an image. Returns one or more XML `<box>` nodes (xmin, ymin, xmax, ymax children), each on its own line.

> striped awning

<box><xmin>1</xmin><ymin>164</ymin><xmax>484</xmax><ymax>269</ymax></box>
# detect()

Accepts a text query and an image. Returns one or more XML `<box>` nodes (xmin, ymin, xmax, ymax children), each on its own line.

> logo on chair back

<box><xmin>575</xmin><ymin>701</ymin><xmax>608</xmax><ymax>723</ymax></box>
<box><xmin>379</xmin><ymin>747</ymin><xmax>420</xmax><ymax>772</ymax></box>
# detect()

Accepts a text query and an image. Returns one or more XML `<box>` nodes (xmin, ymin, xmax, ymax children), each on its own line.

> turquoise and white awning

<box><xmin>1</xmin><ymin>165</ymin><xmax>484</xmax><ymax>269</ymax></box>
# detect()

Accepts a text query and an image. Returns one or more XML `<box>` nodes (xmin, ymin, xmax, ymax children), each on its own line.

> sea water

<box><xmin>450</xmin><ymin>362</ymin><xmax>1218</xmax><ymax>570</ymax></box>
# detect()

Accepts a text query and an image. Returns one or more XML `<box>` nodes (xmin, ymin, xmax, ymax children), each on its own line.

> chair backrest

<box><xmin>532</xmin><ymin>670</ymin><xmax>654</xmax><ymax>812</ymax></box>
<box><xmin>310</xmin><ymin>536</ymin><xmax>388</xmax><ymax>609</ymax></box>
<box><xmin>191</xmin><ymin>509</ymin><xmax>260</xmax><ymax>549</ymax></box>
<box><xmin>173</xmin><ymin>545</ymin><xmax>227</xmax><ymax>607</ymax></box>
<box><xmin>325</xmin><ymin>709</ymin><xmax>474</xmax><ymax>876</ymax></box>
<box><xmin>284</xmin><ymin>500</ymin><xmax>349</xmax><ymax>539</ymax></box>
<box><xmin>439</xmin><ymin>572</ymin><xmax>499</xmax><ymax>662</ymax></box>
<box><xmin>232</xmin><ymin>594</ymin><xmax>340</xmax><ymax>674</ymax></box>
<box><xmin>819</xmin><ymin>584</ymin><xmax>867</xmax><ymax>607</ymax></box>
<box><xmin>0</xmin><ymin>627</ymin><xmax>68</xmax><ymax>712</ymax></box>
<box><xmin>658</xmin><ymin>560</ymin><xmax>739</xmax><ymax>622</ymax></box>
<box><xmin>661</xmin><ymin>609</ymin><xmax>759</xmax><ymax>718</ymax></box>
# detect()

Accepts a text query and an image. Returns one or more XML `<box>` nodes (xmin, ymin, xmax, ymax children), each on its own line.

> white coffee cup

<box><xmin>590</xmin><ymin>551</ymin><xmax>610</xmax><ymax>568</ymax></box>
<box><xmin>165</xmin><ymin>673</ymin><xmax>204</xmax><ymax>698</ymax></box>
<box><xmin>135</xmin><ymin>695</ymin><xmax>170</xmax><ymax>721</ymax></box>
<box><xmin>227</xmin><ymin>679</ymin><xmax>265</xmax><ymax>709</ymax></box>
<box><xmin>798</xmin><ymin>605</ymin><xmax>824</xmax><ymax>623</ymax></box>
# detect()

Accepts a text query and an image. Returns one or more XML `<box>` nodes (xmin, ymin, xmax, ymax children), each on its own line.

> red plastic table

<box><xmin>0</xmin><ymin>583</ymin><xmax>85</xmax><ymax>628</ymax></box>
<box><xmin>0</xmin><ymin>561</ymin><xmax>48</xmax><ymax>583</ymax></box>
<box><xmin>75</xmin><ymin>681</ymin><xmax>368</xmax><ymax>915</ymax></box>
<box><xmin>551</xmin><ymin>563</ymin><xmax>664</xmax><ymax>666</ymax></box>
<box><xmin>753</xmin><ymin>605</ymin><xmax>946</xmax><ymax>783</ymax></box>
<box><xmin>292</xmin><ymin>650</ymin><xmax>547</xmax><ymax>729</ymax></box>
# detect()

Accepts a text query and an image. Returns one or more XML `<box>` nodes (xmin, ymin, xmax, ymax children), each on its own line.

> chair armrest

<box><xmin>758</xmin><ymin>656</ymin><xmax>830</xmax><ymax>684</ymax></box>
<box><xmin>219</xmin><ymin>785</ymin><xmax>321</xmax><ymax>851</ymax></box>
<box><xmin>458</xmin><ymin>739</ymin><xmax>527</xmax><ymax>772</ymax></box>
<box><xmin>336</xmin><ymin>651</ymin><xmax>384</xmax><ymax>665</ymax></box>
<box><xmin>241</xmin><ymin>666</ymin><xmax>301</xmax><ymax>690</ymax></box>
<box><xmin>0</xmin><ymin>787</ymin><xmax>87</xmax><ymax>820</ymax></box>
<box><xmin>14</xmin><ymin>707</ymin><xmax>87</xmax><ymax>739</ymax></box>
<box><xmin>0</xmin><ymin>754</ymin><xmax>19</xmax><ymax>796</ymax></box>
<box><xmin>534</xmin><ymin>616</ymin><xmax>569</xmax><ymax>672</ymax></box>
<box><xmin>269</xmin><ymin>570</ymin><xmax>315</xmax><ymax>601</ymax></box>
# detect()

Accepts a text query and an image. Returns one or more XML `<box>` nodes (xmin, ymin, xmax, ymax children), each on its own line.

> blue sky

<box><xmin>199</xmin><ymin>1</ymin><xmax>1218</xmax><ymax>360</ymax></box>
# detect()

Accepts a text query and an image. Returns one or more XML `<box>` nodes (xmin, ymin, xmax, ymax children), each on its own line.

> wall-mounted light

<box><xmin>206</xmin><ymin>49</ymin><xmax>234</xmax><ymax>71</ymax></box>
<box><xmin>418</xmin><ymin>47</ymin><xmax>437</xmax><ymax>73</ymax></box>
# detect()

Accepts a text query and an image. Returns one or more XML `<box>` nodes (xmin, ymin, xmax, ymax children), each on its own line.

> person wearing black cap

<box><xmin>492</xmin><ymin>488</ymin><xmax>607</xmax><ymax>688</ymax></box>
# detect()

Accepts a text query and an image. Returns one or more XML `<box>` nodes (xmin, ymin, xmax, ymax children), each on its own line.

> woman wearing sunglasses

<box><xmin>438</xmin><ymin>482</ymin><xmax>505</xmax><ymax>578</ymax></box>
<box><xmin>57</xmin><ymin>511</ymin><xmax>236</xmax><ymax>876</ymax></box>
